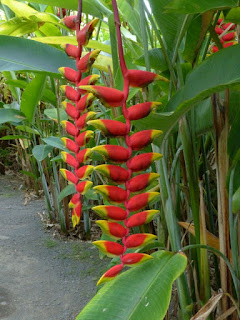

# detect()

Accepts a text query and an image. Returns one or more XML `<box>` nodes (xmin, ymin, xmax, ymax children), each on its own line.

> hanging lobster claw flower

<box><xmin>75</xmin><ymin>112</ymin><xmax>96</xmax><ymax>130</ymax></box>
<box><xmin>95</xmin><ymin>164</ymin><xmax>129</xmax><ymax>184</ymax></box>
<box><xmin>215</xmin><ymin>27</ymin><xmax>223</xmax><ymax>35</ymax></box>
<box><xmin>96</xmin><ymin>220</ymin><xmax>127</xmax><ymax>239</ymax></box>
<box><xmin>92</xmin><ymin>205</ymin><xmax>127</xmax><ymax>221</ymax></box>
<box><xmin>78</xmin><ymin>86</ymin><xmax>124</xmax><ymax>108</ymax></box>
<box><xmin>79</xmin><ymin>74</ymin><xmax>100</xmax><ymax>86</ymax></box>
<box><xmin>62</xmin><ymin>15</ymin><xmax>77</xmax><ymax>30</ymax></box>
<box><xmin>127</xmin><ymin>192</ymin><xmax>160</xmax><ymax>212</ymax></box>
<box><xmin>93</xmin><ymin>240</ymin><xmax>124</xmax><ymax>257</ymax></box>
<box><xmin>61</xmin><ymin>152</ymin><xmax>79</xmax><ymax>168</ymax></box>
<box><xmin>61</xmin><ymin>120</ymin><xmax>79</xmax><ymax>137</ymax></box>
<box><xmin>60</xmin><ymin>85</ymin><xmax>81</xmax><ymax>102</ymax></box>
<box><xmin>77</xmin><ymin>18</ymin><xmax>99</xmax><ymax>45</ymax></box>
<box><xmin>60</xmin><ymin>168</ymin><xmax>78</xmax><ymax>184</ymax></box>
<box><xmin>75</xmin><ymin>165</ymin><xmax>94</xmax><ymax>180</ymax></box>
<box><xmin>76</xmin><ymin>93</ymin><xmax>95</xmax><ymax>111</ymax></box>
<box><xmin>92</xmin><ymin>145</ymin><xmax>130</xmax><ymax>163</ymax></box>
<box><xmin>62</xmin><ymin>44</ymin><xmax>79</xmax><ymax>59</ymax></box>
<box><xmin>62</xmin><ymin>101</ymin><xmax>80</xmax><ymax>119</ymax></box>
<box><xmin>128</xmin><ymin>152</ymin><xmax>162</xmax><ymax>172</ymax></box>
<box><xmin>129</xmin><ymin>130</ymin><xmax>162</xmax><ymax>150</ymax></box>
<box><xmin>128</xmin><ymin>173</ymin><xmax>160</xmax><ymax>193</ymax></box>
<box><xmin>69</xmin><ymin>193</ymin><xmax>81</xmax><ymax>208</ymax></box>
<box><xmin>222</xmin><ymin>22</ymin><xmax>235</xmax><ymax>30</ymax></box>
<box><xmin>75</xmin><ymin>130</ymin><xmax>94</xmax><ymax>147</ymax></box>
<box><xmin>77</xmin><ymin>49</ymin><xmax>100</xmax><ymax>73</ymax></box>
<box><xmin>61</xmin><ymin>138</ymin><xmax>80</xmax><ymax>153</ymax></box>
<box><xmin>128</xmin><ymin>102</ymin><xmax>161</xmax><ymax>120</ymax></box>
<box><xmin>93</xmin><ymin>185</ymin><xmax>127</xmax><ymax>203</ymax></box>
<box><xmin>126</xmin><ymin>210</ymin><xmax>159</xmax><ymax>228</ymax></box>
<box><xmin>125</xmin><ymin>233</ymin><xmax>157</xmax><ymax>249</ymax></box>
<box><xmin>121</xmin><ymin>253</ymin><xmax>153</xmax><ymax>266</ymax></box>
<box><xmin>97</xmin><ymin>264</ymin><xmax>124</xmax><ymax>285</ymax></box>
<box><xmin>72</xmin><ymin>202</ymin><xmax>82</xmax><ymax>228</ymax></box>
<box><xmin>76</xmin><ymin>148</ymin><xmax>92</xmax><ymax>163</ymax></box>
<box><xmin>75</xmin><ymin>180</ymin><xmax>93</xmax><ymax>194</ymax></box>
<box><xmin>127</xmin><ymin>69</ymin><xmax>169</xmax><ymax>88</ymax></box>
<box><xmin>87</xmin><ymin>119</ymin><xmax>128</xmax><ymax>136</ymax></box>
<box><xmin>59</xmin><ymin>67</ymin><xmax>78</xmax><ymax>83</ymax></box>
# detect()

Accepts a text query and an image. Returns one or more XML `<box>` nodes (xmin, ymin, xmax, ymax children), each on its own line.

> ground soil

<box><xmin>0</xmin><ymin>173</ymin><xmax>108</xmax><ymax>320</ymax></box>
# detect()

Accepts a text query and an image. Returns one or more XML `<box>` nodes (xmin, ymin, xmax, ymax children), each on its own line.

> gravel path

<box><xmin>0</xmin><ymin>174</ymin><xmax>107</xmax><ymax>320</ymax></box>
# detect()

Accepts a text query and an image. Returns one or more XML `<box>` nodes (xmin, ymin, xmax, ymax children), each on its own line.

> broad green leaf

<box><xmin>0</xmin><ymin>35</ymin><xmax>75</xmax><ymax>73</ymax></box>
<box><xmin>28</xmin><ymin>0</ymin><xmax>112</xmax><ymax>18</ymax></box>
<box><xmin>32</xmin><ymin>37</ymin><xmax>111</xmax><ymax>54</ymax></box>
<box><xmin>0</xmin><ymin>108</ymin><xmax>25</xmax><ymax>124</ymax></box>
<box><xmin>0</xmin><ymin>17</ymin><xmax>38</xmax><ymax>36</ymax></box>
<box><xmin>166</xmin><ymin>0</ymin><xmax>238</xmax><ymax>13</ymax></box>
<box><xmin>32</xmin><ymin>144</ymin><xmax>54</xmax><ymax>161</ymax></box>
<box><xmin>2</xmin><ymin>71</ymin><xmax>21</xmax><ymax>103</ymax></box>
<box><xmin>42</xmin><ymin>136</ymin><xmax>68</xmax><ymax>152</ymax></box>
<box><xmin>76</xmin><ymin>250</ymin><xmax>187</xmax><ymax>320</ymax></box>
<box><xmin>148</xmin><ymin>0</ymin><xmax>186</xmax><ymax>54</ymax></box>
<box><xmin>39</xmin><ymin>22</ymin><xmax>62</xmax><ymax>37</ymax></box>
<box><xmin>20</xmin><ymin>74</ymin><xmax>46</xmax><ymax>123</ymax></box>
<box><xmin>0</xmin><ymin>135</ymin><xmax>29</xmax><ymax>140</ymax></box>
<box><xmin>2</xmin><ymin>0</ymin><xmax>60</xmax><ymax>25</ymax></box>
<box><xmin>226</xmin><ymin>7</ymin><xmax>240</xmax><ymax>24</ymax></box>
<box><xmin>15</xmin><ymin>125</ymin><xmax>40</xmax><ymax>135</ymax></box>
<box><xmin>136</xmin><ymin>45</ymin><xmax>240</xmax><ymax>143</ymax></box>
<box><xmin>5</xmin><ymin>79</ymin><xmax>57</xmax><ymax>106</ymax></box>
<box><xmin>232</xmin><ymin>186</ymin><xmax>240</xmax><ymax>213</ymax></box>
<box><xmin>58</xmin><ymin>184</ymin><xmax>75</xmax><ymax>203</ymax></box>
<box><xmin>118</xmin><ymin>0</ymin><xmax>141</xmax><ymax>40</ymax></box>
<box><xmin>134</xmin><ymin>48</ymin><xmax>168</xmax><ymax>72</ymax></box>
<box><xmin>44</xmin><ymin>108</ymin><xmax>68</xmax><ymax>122</ymax></box>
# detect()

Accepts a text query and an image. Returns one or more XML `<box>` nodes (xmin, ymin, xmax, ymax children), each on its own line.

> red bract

<box><xmin>92</xmin><ymin>205</ymin><xmax>127</xmax><ymax>221</ymax></box>
<box><xmin>60</xmin><ymin>85</ymin><xmax>81</xmax><ymax>102</ymax></box>
<box><xmin>128</xmin><ymin>102</ymin><xmax>161</xmax><ymax>120</ymax></box>
<box><xmin>77</xmin><ymin>50</ymin><xmax>100</xmax><ymax>73</ymax></box>
<box><xmin>93</xmin><ymin>185</ymin><xmax>128</xmax><ymax>203</ymax></box>
<box><xmin>62</xmin><ymin>44</ymin><xmax>79</xmax><ymax>59</ymax></box>
<box><xmin>75</xmin><ymin>112</ymin><xmax>96</xmax><ymax>129</ymax></box>
<box><xmin>62</xmin><ymin>15</ymin><xmax>77</xmax><ymax>30</ymax></box>
<box><xmin>59</xmin><ymin>67</ymin><xmax>78</xmax><ymax>83</ymax></box>
<box><xmin>77</xmin><ymin>18</ymin><xmax>99</xmax><ymax>45</ymax></box>
<box><xmin>127</xmin><ymin>173</ymin><xmax>160</xmax><ymax>193</ymax></box>
<box><xmin>95</xmin><ymin>164</ymin><xmax>129</xmax><ymax>184</ymax></box>
<box><xmin>92</xmin><ymin>145</ymin><xmax>130</xmax><ymax>163</ymax></box>
<box><xmin>88</xmin><ymin>119</ymin><xmax>128</xmax><ymax>136</ymax></box>
<box><xmin>128</xmin><ymin>152</ymin><xmax>162</xmax><ymax>172</ymax></box>
<box><xmin>127</xmin><ymin>69</ymin><xmax>169</xmax><ymax>88</ymax></box>
<box><xmin>129</xmin><ymin>129</ymin><xmax>162</xmax><ymax>150</ymax></box>
<box><xmin>62</xmin><ymin>101</ymin><xmax>80</xmax><ymax>119</ymax></box>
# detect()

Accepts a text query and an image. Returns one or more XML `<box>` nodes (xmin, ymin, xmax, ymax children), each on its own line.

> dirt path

<box><xmin>0</xmin><ymin>174</ymin><xmax>107</xmax><ymax>320</ymax></box>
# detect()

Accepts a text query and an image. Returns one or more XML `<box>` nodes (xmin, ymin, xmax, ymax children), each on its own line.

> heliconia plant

<box><xmin>75</xmin><ymin>0</ymin><xmax>168</xmax><ymax>286</ymax></box>
<box><xmin>59</xmin><ymin>6</ymin><xmax>100</xmax><ymax>228</ymax></box>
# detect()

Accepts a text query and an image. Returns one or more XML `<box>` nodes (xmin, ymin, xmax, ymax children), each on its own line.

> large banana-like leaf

<box><xmin>166</xmin><ymin>0</ymin><xmax>238</xmax><ymax>14</ymax></box>
<box><xmin>32</xmin><ymin>37</ymin><xmax>111</xmax><ymax>54</ymax></box>
<box><xmin>76</xmin><ymin>250</ymin><xmax>187</xmax><ymax>320</ymax></box>
<box><xmin>134</xmin><ymin>45</ymin><xmax>240</xmax><ymax>143</ymax></box>
<box><xmin>0</xmin><ymin>35</ymin><xmax>75</xmax><ymax>74</ymax></box>
<box><xmin>0</xmin><ymin>17</ymin><xmax>38</xmax><ymax>36</ymax></box>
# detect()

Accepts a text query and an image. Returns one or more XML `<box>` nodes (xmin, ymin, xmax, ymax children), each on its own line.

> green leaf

<box><xmin>118</xmin><ymin>1</ymin><xmax>141</xmax><ymax>40</ymax></box>
<box><xmin>134</xmin><ymin>48</ymin><xmax>168</xmax><ymax>72</ymax></box>
<box><xmin>226</xmin><ymin>7</ymin><xmax>240</xmax><ymax>25</ymax></box>
<box><xmin>32</xmin><ymin>144</ymin><xmax>54</xmax><ymax>161</ymax></box>
<box><xmin>20</xmin><ymin>74</ymin><xmax>46</xmax><ymax>123</ymax></box>
<box><xmin>232</xmin><ymin>186</ymin><xmax>240</xmax><ymax>213</ymax></box>
<box><xmin>0</xmin><ymin>35</ymin><xmax>75</xmax><ymax>74</ymax></box>
<box><xmin>0</xmin><ymin>134</ymin><xmax>29</xmax><ymax>140</ymax></box>
<box><xmin>28</xmin><ymin>0</ymin><xmax>112</xmax><ymax>18</ymax></box>
<box><xmin>2</xmin><ymin>0</ymin><xmax>60</xmax><ymax>25</ymax></box>
<box><xmin>0</xmin><ymin>108</ymin><xmax>26</xmax><ymax>124</ymax></box>
<box><xmin>42</xmin><ymin>136</ymin><xmax>68</xmax><ymax>152</ymax></box>
<box><xmin>76</xmin><ymin>250</ymin><xmax>187</xmax><ymax>320</ymax></box>
<box><xmin>136</xmin><ymin>45</ymin><xmax>240</xmax><ymax>143</ymax></box>
<box><xmin>0</xmin><ymin>17</ymin><xmax>38</xmax><ymax>36</ymax></box>
<box><xmin>32</xmin><ymin>37</ymin><xmax>111</xmax><ymax>54</ymax></box>
<box><xmin>166</xmin><ymin>0</ymin><xmax>238</xmax><ymax>14</ymax></box>
<box><xmin>44</xmin><ymin>108</ymin><xmax>68</xmax><ymax>122</ymax></box>
<box><xmin>15</xmin><ymin>125</ymin><xmax>40</xmax><ymax>135</ymax></box>
<box><xmin>148</xmin><ymin>0</ymin><xmax>186</xmax><ymax>54</ymax></box>
<box><xmin>58</xmin><ymin>184</ymin><xmax>75</xmax><ymax>202</ymax></box>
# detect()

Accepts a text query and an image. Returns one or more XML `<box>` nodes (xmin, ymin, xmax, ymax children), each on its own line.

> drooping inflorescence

<box><xmin>78</xmin><ymin>0</ymin><xmax>168</xmax><ymax>285</ymax></box>
<box><xmin>59</xmin><ymin>11</ymin><xmax>100</xmax><ymax>227</ymax></box>
<box><xmin>212</xmin><ymin>18</ymin><xmax>236</xmax><ymax>53</ymax></box>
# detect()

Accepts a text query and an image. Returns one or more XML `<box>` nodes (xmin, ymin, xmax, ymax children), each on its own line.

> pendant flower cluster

<box><xmin>59</xmin><ymin>14</ymin><xmax>100</xmax><ymax>227</ymax></box>
<box><xmin>213</xmin><ymin>18</ymin><xmax>236</xmax><ymax>53</ymax></box>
